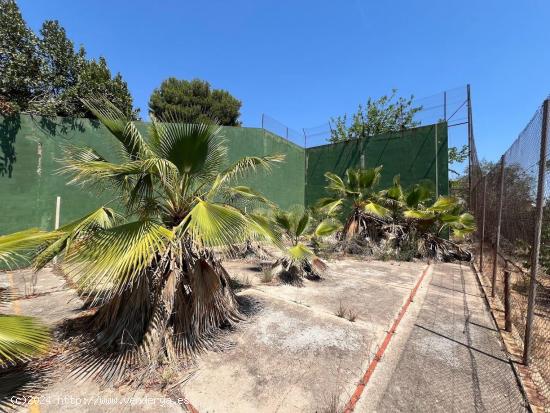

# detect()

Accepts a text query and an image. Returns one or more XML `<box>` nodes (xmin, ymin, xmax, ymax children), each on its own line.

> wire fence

<box><xmin>261</xmin><ymin>86</ymin><xmax>470</xmax><ymax>161</ymax></box>
<box><xmin>471</xmin><ymin>99</ymin><xmax>550</xmax><ymax>411</ymax></box>
<box><xmin>261</xmin><ymin>114</ymin><xmax>304</xmax><ymax>147</ymax></box>
<box><xmin>301</xmin><ymin>86</ymin><xmax>470</xmax><ymax>148</ymax></box>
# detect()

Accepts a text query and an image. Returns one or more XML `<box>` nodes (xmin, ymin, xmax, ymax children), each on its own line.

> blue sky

<box><xmin>18</xmin><ymin>0</ymin><xmax>550</xmax><ymax>162</ymax></box>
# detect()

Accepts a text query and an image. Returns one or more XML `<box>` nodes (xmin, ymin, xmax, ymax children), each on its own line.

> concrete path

<box><xmin>358</xmin><ymin>262</ymin><xmax>528</xmax><ymax>413</ymax></box>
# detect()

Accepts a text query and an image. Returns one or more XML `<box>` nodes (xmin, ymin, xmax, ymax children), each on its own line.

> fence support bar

<box><xmin>491</xmin><ymin>155</ymin><xmax>505</xmax><ymax>297</ymax></box>
<box><xmin>467</xmin><ymin>84</ymin><xmax>473</xmax><ymax>207</ymax></box>
<box><xmin>523</xmin><ymin>99</ymin><xmax>549</xmax><ymax>365</ymax></box>
<box><xmin>479</xmin><ymin>176</ymin><xmax>487</xmax><ymax>272</ymax></box>
<box><xmin>53</xmin><ymin>196</ymin><xmax>61</xmax><ymax>265</ymax></box>
<box><xmin>504</xmin><ymin>269</ymin><xmax>512</xmax><ymax>332</ymax></box>
<box><xmin>435</xmin><ymin>124</ymin><xmax>439</xmax><ymax>198</ymax></box>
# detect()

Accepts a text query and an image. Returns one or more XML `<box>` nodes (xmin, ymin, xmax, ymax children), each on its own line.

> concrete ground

<box><xmin>0</xmin><ymin>259</ymin><xmax>528</xmax><ymax>412</ymax></box>
<box><xmin>181</xmin><ymin>259</ymin><xmax>426</xmax><ymax>412</ymax></box>
<box><xmin>357</xmin><ymin>262</ymin><xmax>528</xmax><ymax>413</ymax></box>
<box><xmin>1</xmin><ymin>268</ymin><xmax>184</xmax><ymax>413</ymax></box>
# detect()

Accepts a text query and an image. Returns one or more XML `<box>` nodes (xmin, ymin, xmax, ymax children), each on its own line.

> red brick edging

<box><xmin>343</xmin><ymin>263</ymin><xmax>432</xmax><ymax>412</ymax></box>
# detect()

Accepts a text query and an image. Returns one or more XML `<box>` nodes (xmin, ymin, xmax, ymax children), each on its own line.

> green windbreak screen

<box><xmin>304</xmin><ymin>123</ymin><xmax>448</xmax><ymax>207</ymax></box>
<box><xmin>0</xmin><ymin>114</ymin><xmax>446</xmax><ymax>235</ymax></box>
<box><xmin>0</xmin><ymin>115</ymin><xmax>304</xmax><ymax>234</ymax></box>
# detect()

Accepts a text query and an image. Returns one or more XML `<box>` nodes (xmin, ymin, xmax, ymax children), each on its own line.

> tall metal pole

<box><xmin>523</xmin><ymin>99</ymin><xmax>549</xmax><ymax>365</ymax></box>
<box><xmin>435</xmin><ymin>124</ymin><xmax>439</xmax><ymax>198</ymax></box>
<box><xmin>504</xmin><ymin>269</ymin><xmax>512</xmax><ymax>332</ymax></box>
<box><xmin>261</xmin><ymin>113</ymin><xmax>264</xmax><ymax>129</ymax></box>
<box><xmin>303</xmin><ymin>128</ymin><xmax>308</xmax><ymax>188</ymax></box>
<box><xmin>443</xmin><ymin>91</ymin><xmax>447</xmax><ymax>121</ymax></box>
<box><xmin>303</xmin><ymin>128</ymin><xmax>308</xmax><ymax>208</ymax></box>
<box><xmin>491</xmin><ymin>155</ymin><xmax>505</xmax><ymax>297</ymax></box>
<box><xmin>479</xmin><ymin>175</ymin><xmax>487</xmax><ymax>273</ymax></box>
<box><xmin>467</xmin><ymin>84</ymin><xmax>473</xmax><ymax>209</ymax></box>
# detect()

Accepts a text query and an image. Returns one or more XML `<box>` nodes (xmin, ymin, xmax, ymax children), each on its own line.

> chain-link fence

<box><xmin>471</xmin><ymin>99</ymin><xmax>550</xmax><ymax>411</ymax></box>
<box><xmin>260</xmin><ymin>114</ymin><xmax>305</xmax><ymax>147</ymax></box>
<box><xmin>298</xmin><ymin>86</ymin><xmax>470</xmax><ymax>149</ymax></box>
<box><xmin>261</xmin><ymin>86</ymin><xmax>470</xmax><ymax>158</ymax></box>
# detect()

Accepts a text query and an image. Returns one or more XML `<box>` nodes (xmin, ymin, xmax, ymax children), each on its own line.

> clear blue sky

<box><xmin>18</xmin><ymin>0</ymin><xmax>550</xmax><ymax>162</ymax></box>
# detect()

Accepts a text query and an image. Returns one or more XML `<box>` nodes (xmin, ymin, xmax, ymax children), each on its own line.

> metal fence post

<box><xmin>467</xmin><ymin>84</ymin><xmax>473</xmax><ymax>207</ymax></box>
<box><xmin>435</xmin><ymin>124</ymin><xmax>439</xmax><ymax>198</ymax></box>
<box><xmin>504</xmin><ymin>269</ymin><xmax>512</xmax><ymax>332</ymax></box>
<box><xmin>523</xmin><ymin>99</ymin><xmax>549</xmax><ymax>365</ymax></box>
<box><xmin>491</xmin><ymin>155</ymin><xmax>505</xmax><ymax>297</ymax></box>
<box><xmin>443</xmin><ymin>91</ymin><xmax>447</xmax><ymax>121</ymax></box>
<box><xmin>479</xmin><ymin>176</ymin><xmax>487</xmax><ymax>272</ymax></box>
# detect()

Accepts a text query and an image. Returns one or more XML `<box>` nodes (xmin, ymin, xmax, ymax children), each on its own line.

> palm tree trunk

<box><xmin>74</xmin><ymin>244</ymin><xmax>241</xmax><ymax>381</ymax></box>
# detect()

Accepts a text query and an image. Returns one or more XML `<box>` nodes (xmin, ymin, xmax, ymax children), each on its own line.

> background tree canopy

<box><xmin>328</xmin><ymin>90</ymin><xmax>423</xmax><ymax>143</ymax></box>
<box><xmin>0</xmin><ymin>0</ymin><xmax>137</xmax><ymax>119</ymax></box>
<box><xmin>148</xmin><ymin>78</ymin><xmax>242</xmax><ymax>126</ymax></box>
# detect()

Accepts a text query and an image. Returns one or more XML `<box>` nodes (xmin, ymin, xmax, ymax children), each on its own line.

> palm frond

<box><xmin>364</xmin><ymin>202</ymin><xmax>390</xmax><ymax>217</ymax></box>
<box><xmin>248</xmin><ymin>213</ymin><xmax>284</xmax><ymax>248</ymax></box>
<box><xmin>208</xmin><ymin>155</ymin><xmax>285</xmax><ymax>198</ymax></box>
<box><xmin>287</xmin><ymin>243</ymin><xmax>314</xmax><ymax>261</ymax></box>
<box><xmin>404</xmin><ymin>209</ymin><xmax>435</xmax><ymax>220</ymax></box>
<box><xmin>314</xmin><ymin>218</ymin><xmax>342</xmax><ymax>237</ymax></box>
<box><xmin>80</xmin><ymin>97</ymin><xmax>151</xmax><ymax>160</ymax></box>
<box><xmin>33</xmin><ymin>207</ymin><xmax>117</xmax><ymax>270</ymax></box>
<box><xmin>62</xmin><ymin>157</ymin><xmax>178</xmax><ymax>186</ymax></box>
<box><xmin>273</xmin><ymin>210</ymin><xmax>292</xmax><ymax>232</ymax></box>
<box><xmin>224</xmin><ymin>185</ymin><xmax>274</xmax><ymax>207</ymax></box>
<box><xmin>428</xmin><ymin>196</ymin><xmax>459</xmax><ymax>212</ymax></box>
<box><xmin>149</xmin><ymin>120</ymin><xmax>226</xmax><ymax>178</ymax></box>
<box><xmin>184</xmin><ymin>200</ymin><xmax>252</xmax><ymax>248</ymax></box>
<box><xmin>405</xmin><ymin>180</ymin><xmax>434</xmax><ymax>208</ymax></box>
<box><xmin>64</xmin><ymin>220</ymin><xmax>173</xmax><ymax>299</ymax></box>
<box><xmin>350</xmin><ymin>166</ymin><xmax>382</xmax><ymax>191</ymax></box>
<box><xmin>315</xmin><ymin>198</ymin><xmax>344</xmax><ymax>216</ymax></box>
<box><xmin>0</xmin><ymin>229</ymin><xmax>59</xmax><ymax>269</ymax></box>
<box><xmin>295</xmin><ymin>210</ymin><xmax>310</xmax><ymax>237</ymax></box>
<box><xmin>324</xmin><ymin>172</ymin><xmax>347</xmax><ymax>196</ymax></box>
<box><xmin>385</xmin><ymin>174</ymin><xmax>404</xmax><ymax>201</ymax></box>
<box><xmin>0</xmin><ymin>315</ymin><xmax>50</xmax><ymax>366</ymax></box>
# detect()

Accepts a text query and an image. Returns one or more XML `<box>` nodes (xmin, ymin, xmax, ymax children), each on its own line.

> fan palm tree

<box><xmin>376</xmin><ymin>176</ymin><xmax>474</xmax><ymax>260</ymax></box>
<box><xmin>319</xmin><ymin>166</ymin><xmax>389</xmax><ymax>240</ymax></box>
<box><xmin>404</xmin><ymin>195</ymin><xmax>475</xmax><ymax>260</ymax></box>
<box><xmin>320</xmin><ymin>167</ymin><xmax>474</xmax><ymax>260</ymax></box>
<box><xmin>0</xmin><ymin>98</ymin><xmax>284</xmax><ymax>380</ymax></box>
<box><xmin>263</xmin><ymin>205</ymin><xmax>339</xmax><ymax>284</ymax></box>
